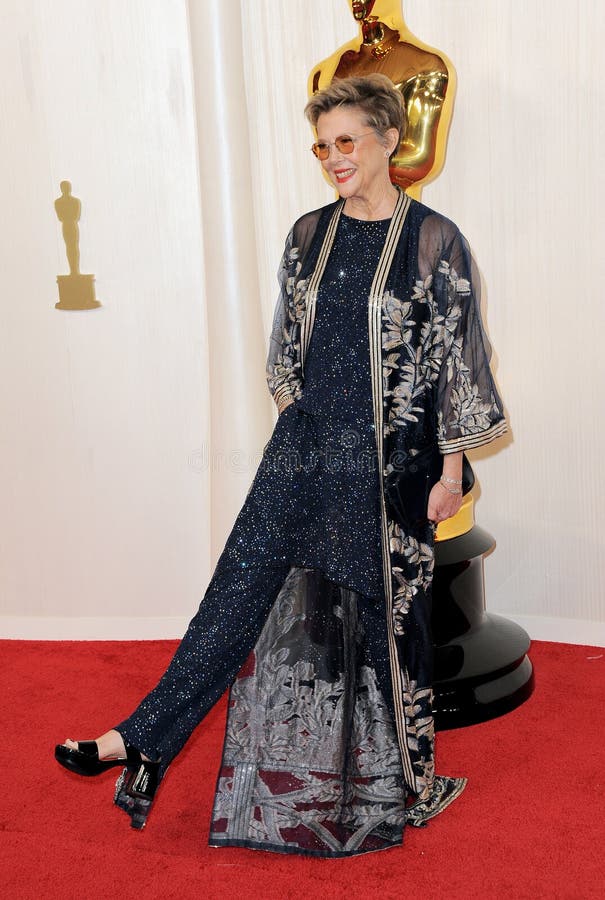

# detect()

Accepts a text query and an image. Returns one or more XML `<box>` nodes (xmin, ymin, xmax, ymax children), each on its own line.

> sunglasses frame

<box><xmin>310</xmin><ymin>131</ymin><xmax>376</xmax><ymax>160</ymax></box>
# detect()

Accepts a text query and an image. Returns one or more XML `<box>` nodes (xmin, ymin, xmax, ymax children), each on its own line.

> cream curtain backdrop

<box><xmin>1</xmin><ymin>0</ymin><xmax>604</xmax><ymax>644</ymax></box>
<box><xmin>0</xmin><ymin>0</ymin><xmax>213</xmax><ymax>638</ymax></box>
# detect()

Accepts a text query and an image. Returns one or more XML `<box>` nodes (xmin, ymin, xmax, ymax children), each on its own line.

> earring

<box><xmin>384</xmin><ymin>150</ymin><xmax>390</xmax><ymax>157</ymax></box>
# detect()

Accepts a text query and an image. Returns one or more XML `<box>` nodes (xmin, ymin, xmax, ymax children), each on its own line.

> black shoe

<box><xmin>54</xmin><ymin>739</ymin><xmax>145</xmax><ymax>777</ymax></box>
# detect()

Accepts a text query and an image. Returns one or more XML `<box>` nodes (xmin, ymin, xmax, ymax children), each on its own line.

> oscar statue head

<box><xmin>350</xmin><ymin>1</ymin><xmax>376</xmax><ymax>22</ymax></box>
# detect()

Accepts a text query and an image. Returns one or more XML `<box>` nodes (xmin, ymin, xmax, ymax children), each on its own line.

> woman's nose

<box><xmin>329</xmin><ymin>143</ymin><xmax>346</xmax><ymax>162</ymax></box>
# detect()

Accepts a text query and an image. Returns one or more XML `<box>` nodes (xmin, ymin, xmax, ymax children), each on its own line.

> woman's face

<box><xmin>315</xmin><ymin>106</ymin><xmax>394</xmax><ymax>201</ymax></box>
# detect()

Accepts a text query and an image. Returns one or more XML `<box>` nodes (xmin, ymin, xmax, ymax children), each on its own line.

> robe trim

<box><xmin>438</xmin><ymin>419</ymin><xmax>507</xmax><ymax>453</ymax></box>
<box><xmin>366</xmin><ymin>188</ymin><xmax>416</xmax><ymax>790</ymax></box>
<box><xmin>300</xmin><ymin>201</ymin><xmax>344</xmax><ymax>375</ymax></box>
<box><xmin>273</xmin><ymin>383</ymin><xmax>294</xmax><ymax>409</ymax></box>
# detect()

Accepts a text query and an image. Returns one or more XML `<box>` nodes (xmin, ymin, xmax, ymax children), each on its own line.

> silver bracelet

<box><xmin>441</xmin><ymin>474</ymin><xmax>463</xmax><ymax>485</ymax></box>
<box><xmin>439</xmin><ymin>477</ymin><xmax>462</xmax><ymax>495</ymax></box>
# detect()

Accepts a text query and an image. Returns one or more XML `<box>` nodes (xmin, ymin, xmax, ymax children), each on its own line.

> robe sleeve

<box><xmin>266</xmin><ymin>208</ymin><xmax>324</xmax><ymax>408</ymax></box>
<box><xmin>433</xmin><ymin>224</ymin><xmax>507</xmax><ymax>454</ymax></box>
<box><xmin>266</xmin><ymin>227</ymin><xmax>301</xmax><ymax>409</ymax></box>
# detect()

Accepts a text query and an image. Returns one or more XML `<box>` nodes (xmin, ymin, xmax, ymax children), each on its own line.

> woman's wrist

<box><xmin>441</xmin><ymin>450</ymin><xmax>463</xmax><ymax>484</ymax></box>
<box><xmin>439</xmin><ymin>477</ymin><xmax>462</xmax><ymax>495</ymax></box>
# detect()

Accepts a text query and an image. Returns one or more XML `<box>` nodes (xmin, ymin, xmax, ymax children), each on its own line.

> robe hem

<box><xmin>208</xmin><ymin>835</ymin><xmax>404</xmax><ymax>859</ymax></box>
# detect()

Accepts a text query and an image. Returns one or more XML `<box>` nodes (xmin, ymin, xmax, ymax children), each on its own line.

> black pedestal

<box><xmin>432</xmin><ymin>526</ymin><xmax>534</xmax><ymax>731</ymax></box>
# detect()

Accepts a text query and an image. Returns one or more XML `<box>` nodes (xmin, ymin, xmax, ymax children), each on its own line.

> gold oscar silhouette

<box><xmin>54</xmin><ymin>181</ymin><xmax>101</xmax><ymax>310</ymax></box>
<box><xmin>309</xmin><ymin>0</ymin><xmax>455</xmax><ymax>198</ymax></box>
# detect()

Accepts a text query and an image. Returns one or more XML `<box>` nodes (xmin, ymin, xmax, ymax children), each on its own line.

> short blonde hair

<box><xmin>305</xmin><ymin>74</ymin><xmax>406</xmax><ymax>162</ymax></box>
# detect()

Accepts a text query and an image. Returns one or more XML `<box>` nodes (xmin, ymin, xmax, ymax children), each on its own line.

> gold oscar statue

<box><xmin>309</xmin><ymin>0</ymin><xmax>455</xmax><ymax>198</ymax></box>
<box><xmin>54</xmin><ymin>181</ymin><xmax>101</xmax><ymax>310</ymax></box>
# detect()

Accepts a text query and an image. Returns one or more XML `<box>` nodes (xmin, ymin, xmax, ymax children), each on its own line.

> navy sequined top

<box><xmin>293</xmin><ymin>213</ymin><xmax>392</xmax><ymax>600</ymax></box>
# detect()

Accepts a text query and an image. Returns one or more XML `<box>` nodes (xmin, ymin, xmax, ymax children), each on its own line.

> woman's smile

<box><xmin>334</xmin><ymin>166</ymin><xmax>356</xmax><ymax>183</ymax></box>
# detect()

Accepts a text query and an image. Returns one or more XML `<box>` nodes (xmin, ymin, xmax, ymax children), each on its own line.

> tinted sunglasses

<box><xmin>310</xmin><ymin>132</ymin><xmax>375</xmax><ymax>160</ymax></box>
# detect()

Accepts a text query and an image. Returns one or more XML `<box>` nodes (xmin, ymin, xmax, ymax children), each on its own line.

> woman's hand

<box><xmin>427</xmin><ymin>481</ymin><xmax>463</xmax><ymax>524</ymax></box>
<box><xmin>427</xmin><ymin>450</ymin><xmax>464</xmax><ymax>524</ymax></box>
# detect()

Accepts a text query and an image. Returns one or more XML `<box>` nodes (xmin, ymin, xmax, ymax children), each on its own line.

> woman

<box><xmin>56</xmin><ymin>75</ymin><xmax>506</xmax><ymax>857</ymax></box>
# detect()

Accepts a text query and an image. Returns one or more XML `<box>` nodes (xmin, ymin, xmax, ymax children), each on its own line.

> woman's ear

<box><xmin>385</xmin><ymin>127</ymin><xmax>400</xmax><ymax>156</ymax></box>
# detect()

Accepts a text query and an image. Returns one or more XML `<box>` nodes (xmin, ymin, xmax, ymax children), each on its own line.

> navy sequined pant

<box><xmin>114</xmin><ymin>556</ymin><xmax>289</xmax><ymax>774</ymax></box>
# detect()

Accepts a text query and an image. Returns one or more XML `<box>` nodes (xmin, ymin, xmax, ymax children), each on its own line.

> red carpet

<box><xmin>1</xmin><ymin>639</ymin><xmax>603</xmax><ymax>899</ymax></box>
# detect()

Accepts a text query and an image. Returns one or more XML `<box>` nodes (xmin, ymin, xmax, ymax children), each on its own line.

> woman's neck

<box><xmin>343</xmin><ymin>182</ymin><xmax>399</xmax><ymax>220</ymax></box>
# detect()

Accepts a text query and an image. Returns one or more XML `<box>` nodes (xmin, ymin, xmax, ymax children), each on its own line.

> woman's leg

<box><xmin>115</xmin><ymin>556</ymin><xmax>290</xmax><ymax>774</ymax></box>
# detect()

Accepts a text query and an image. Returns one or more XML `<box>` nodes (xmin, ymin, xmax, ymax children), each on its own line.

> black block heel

<box><xmin>114</xmin><ymin>758</ymin><xmax>162</xmax><ymax>830</ymax></box>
